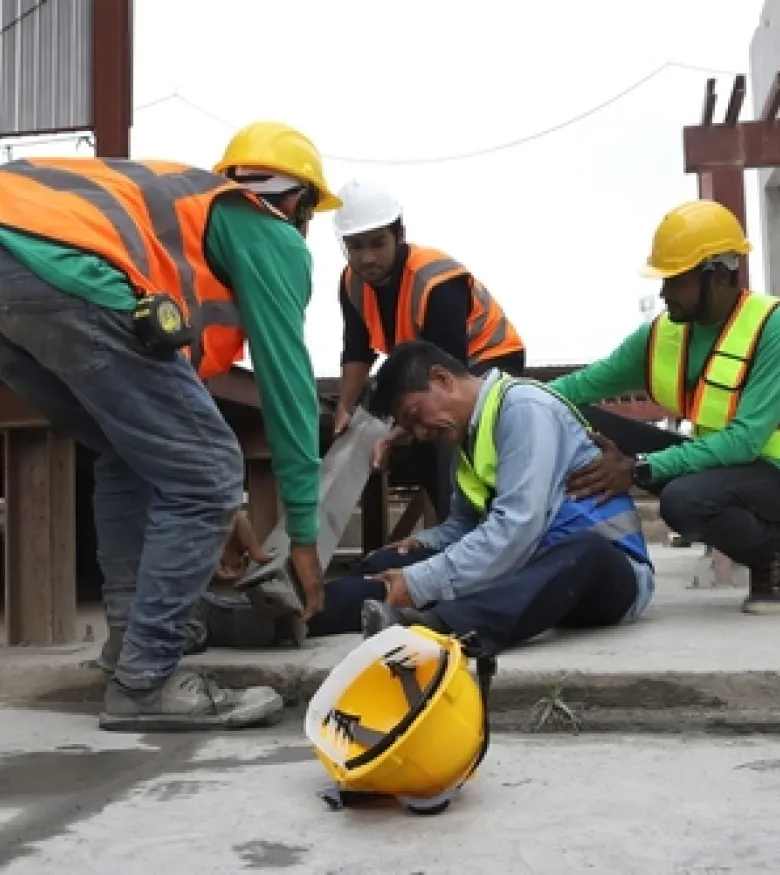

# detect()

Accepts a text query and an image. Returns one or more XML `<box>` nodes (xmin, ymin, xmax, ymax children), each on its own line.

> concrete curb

<box><xmin>4</xmin><ymin>653</ymin><xmax>780</xmax><ymax>735</ymax></box>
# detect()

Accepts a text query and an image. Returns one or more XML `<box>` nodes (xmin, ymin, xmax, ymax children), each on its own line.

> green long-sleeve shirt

<box><xmin>549</xmin><ymin>308</ymin><xmax>780</xmax><ymax>482</ymax></box>
<box><xmin>0</xmin><ymin>195</ymin><xmax>320</xmax><ymax>544</ymax></box>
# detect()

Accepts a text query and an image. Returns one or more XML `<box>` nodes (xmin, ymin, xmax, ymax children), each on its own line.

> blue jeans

<box><xmin>0</xmin><ymin>246</ymin><xmax>244</xmax><ymax>689</ymax></box>
<box><xmin>311</xmin><ymin>533</ymin><xmax>637</xmax><ymax>655</ymax></box>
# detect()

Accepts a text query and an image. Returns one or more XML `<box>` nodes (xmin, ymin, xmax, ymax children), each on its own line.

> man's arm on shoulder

<box><xmin>549</xmin><ymin>324</ymin><xmax>651</xmax><ymax>404</ymax></box>
<box><xmin>403</xmin><ymin>395</ymin><xmax>562</xmax><ymax>605</ymax></box>
<box><xmin>647</xmin><ymin>307</ymin><xmax>780</xmax><ymax>481</ymax></box>
<box><xmin>206</xmin><ymin>198</ymin><xmax>320</xmax><ymax>544</ymax></box>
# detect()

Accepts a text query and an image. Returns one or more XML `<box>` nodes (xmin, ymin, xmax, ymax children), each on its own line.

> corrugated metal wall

<box><xmin>0</xmin><ymin>0</ymin><xmax>93</xmax><ymax>137</ymax></box>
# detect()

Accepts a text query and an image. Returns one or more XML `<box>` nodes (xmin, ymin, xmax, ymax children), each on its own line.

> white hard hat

<box><xmin>333</xmin><ymin>178</ymin><xmax>403</xmax><ymax>240</ymax></box>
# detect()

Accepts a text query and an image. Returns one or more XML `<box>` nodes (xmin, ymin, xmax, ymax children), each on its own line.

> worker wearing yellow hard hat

<box><xmin>214</xmin><ymin>120</ymin><xmax>342</xmax><ymax>234</ymax></box>
<box><xmin>0</xmin><ymin>119</ymin><xmax>339</xmax><ymax>732</ymax></box>
<box><xmin>549</xmin><ymin>199</ymin><xmax>780</xmax><ymax>614</ymax></box>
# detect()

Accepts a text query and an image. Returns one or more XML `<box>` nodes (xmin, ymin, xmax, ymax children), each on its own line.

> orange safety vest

<box><xmin>0</xmin><ymin>157</ymin><xmax>281</xmax><ymax>380</ymax></box>
<box><xmin>343</xmin><ymin>244</ymin><xmax>524</xmax><ymax>366</ymax></box>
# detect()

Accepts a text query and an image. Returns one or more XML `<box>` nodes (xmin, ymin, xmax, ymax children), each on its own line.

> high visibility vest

<box><xmin>0</xmin><ymin>157</ymin><xmax>284</xmax><ymax>380</ymax></box>
<box><xmin>646</xmin><ymin>291</ymin><xmax>780</xmax><ymax>462</ymax></box>
<box><xmin>455</xmin><ymin>375</ymin><xmax>651</xmax><ymax>566</ymax></box>
<box><xmin>343</xmin><ymin>244</ymin><xmax>524</xmax><ymax>367</ymax></box>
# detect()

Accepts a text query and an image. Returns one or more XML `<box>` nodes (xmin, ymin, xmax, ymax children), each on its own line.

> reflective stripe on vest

<box><xmin>455</xmin><ymin>375</ymin><xmax>651</xmax><ymax>566</ymax></box>
<box><xmin>0</xmin><ymin>157</ymin><xmax>275</xmax><ymax>380</ymax></box>
<box><xmin>343</xmin><ymin>244</ymin><xmax>524</xmax><ymax>365</ymax></box>
<box><xmin>646</xmin><ymin>291</ymin><xmax>780</xmax><ymax>462</ymax></box>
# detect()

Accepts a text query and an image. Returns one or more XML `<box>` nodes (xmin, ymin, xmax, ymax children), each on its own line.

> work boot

<box><xmin>361</xmin><ymin>599</ymin><xmax>449</xmax><ymax>639</ymax></box>
<box><xmin>742</xmin><ymin>554</ymin><xmax>780</xmax><ymax>614</ymax></box>
<box><xmin>93</xmin><ymin>619</ymin><xmax>209</xmax><ymax>675</ymax></box>
<box><xmin>98</xmin><ymin>667</ymin><xmax>284</xmax><ymax>732</ymax></box>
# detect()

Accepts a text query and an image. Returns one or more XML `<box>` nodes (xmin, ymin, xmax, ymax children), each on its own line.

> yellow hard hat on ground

<box><xmin>305</xmin><ymin>624</ymin><xmax>494</xmax><ymax>814</ymax></box>
<box><xmin>641</xmin><ymin>199</ymin><xmax>752</xmax><ymax>279</ymax></box>
<box><xmin>214</xmin><ymin>121</ymin><xmax>341</xmax><ymax>212</ymax></box>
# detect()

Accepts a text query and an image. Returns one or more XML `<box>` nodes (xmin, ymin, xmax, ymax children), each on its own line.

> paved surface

<box><xmin>3</xmin><ymin>707</ymin><xmax>780</xmax><ymax>874</ymax></box>
<box><xmin>1</xmin><ymin>546</ymin><xmax>779</xmax><ymax>731</ymax></box>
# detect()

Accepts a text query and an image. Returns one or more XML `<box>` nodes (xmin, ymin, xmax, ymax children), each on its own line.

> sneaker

<box><xmin>98</xmin><ymin>668</ymin><xmax>283</xmax><ymax>732</ymax></box>
<box><xmin>360</xmin><ymin>600</ymin><xmax>447</xmax><ymax>639</ymax></box>
<box><xmin>742</xmin><ymin>554</ymin><xmax>780</xmax><ymax>614</ymax></box>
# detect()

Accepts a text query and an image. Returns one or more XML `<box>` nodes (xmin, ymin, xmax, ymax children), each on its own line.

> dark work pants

<box><xmin>581</xmin><ymin>406</ymin><xmax>780</xmax><ymax>568</ymax></box>
<box><xmin>308</xmin><ymin>534</ymin><xmax>638</xmax><ymax>656</ymax></box>
<box><xmin>413</xmin><ymin>350</ymin><xmax>527</xmax><ymax>522</ymax></box>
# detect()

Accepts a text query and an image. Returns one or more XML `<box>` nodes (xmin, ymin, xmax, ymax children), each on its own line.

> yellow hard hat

<box><xmin>641</xmin><ymin>199</ymin><xmax>752</xmax><ymax>279</ymax></box>
<box><xmin>213</xmin><ymin>121</ymin><xmax>341</xmax><ymax>212</ymax></box>
<box><xmin>305</xmin><ymin>624</ymin><xmax>488</xmax><ymax>812</ymax></box>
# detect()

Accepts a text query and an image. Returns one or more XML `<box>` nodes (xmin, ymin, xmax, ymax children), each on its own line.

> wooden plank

<box><xmin>0</xmin><ymin>384</ymin><xmax>48</xmax><ymax>428</ymax></box>
<box><xmin>233</xmin><ymin>421</ymin><xmax>270</xmax><ymax>461</ymax></box>
<box><xmin>246</xmin><ymin>458</ymin><xmax>279</xmax><ymax>544</ymax></box>
<box><xmin>387</xmin><ymin>489</ymin><xmax>427</xmax><ymax>542</ymax></box>
<box><xmin>361</xmin><ymin>471</ymin><xmax>388</xmax><ymax>555</ymax></box>
<box><xmin>4</xmin><ymin>428</ymin><xmax>77</xmax><ymax>645</ymax></box>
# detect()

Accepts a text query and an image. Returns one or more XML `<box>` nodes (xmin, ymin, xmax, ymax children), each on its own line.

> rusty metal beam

<box><xmin>683</xmin><ymin>120</ymin><xmax>780</xmax><ymax>171</ymax></box>
<box><xmin>761</xmin><ymin>72</ymin><xmax>780</xmax><ymax>122</ymax></box>
<box><xmin>4</xmin><ymin>428</ymin><xmax>77</xmax><ymax>645</ymax></box>
<box><xmin>92</xmin><ymin>0</ymin><xmax>133</xmax><ymax>157</ymax></box>
<box><xmin>724</xmin><ymin>75</ymin><xmax>746</xmax><ymax>126</ymax></box>
<box><xmin>701</xmin><ymin>78</ymin><xmax>717</xmax><ymax>125</ymax></box>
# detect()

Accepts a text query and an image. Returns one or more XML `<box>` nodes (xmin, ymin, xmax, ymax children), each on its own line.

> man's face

<box><xmin>343</xmin><ymin>227</ymin><xmax>398</xmax><ymax>285</ymax></box>
<box><xmin>391</xmin><ymin>372</ymin><xmax>468</xmax><ymax>445</ymax></box>
<box><xmin>659</xmin><ymin>268</ymin><xmax>702</xmax><ymax>323</ymax></box>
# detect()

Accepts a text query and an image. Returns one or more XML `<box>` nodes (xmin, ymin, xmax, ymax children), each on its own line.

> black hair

<box><xmin>368</xmin><ymin>340</ymin><xmax>470</xmax><ymax>419</ymax></box>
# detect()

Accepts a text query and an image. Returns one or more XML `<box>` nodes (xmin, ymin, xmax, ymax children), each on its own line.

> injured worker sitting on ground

<box><xmin>307</xmin><ymin>340</ymin><xmax>655</xmax><ymax>656</ymax></box>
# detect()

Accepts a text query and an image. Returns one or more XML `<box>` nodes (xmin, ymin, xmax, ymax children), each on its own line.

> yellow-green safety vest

<box><xmin>455</xmin><ymin>374</ymin><xmax>651</xmax><ymax>565</ymax></box>
<box><xmin>646</xmin><ymin>291</ymin><xmax>780</xmax><ymax>462</ymax></box>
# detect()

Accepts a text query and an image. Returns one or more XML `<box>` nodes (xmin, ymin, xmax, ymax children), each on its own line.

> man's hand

<box><xmin>371</xmin><ymin>568</ymin><xmax>414</xmax><ymax>608</ymax></box>
<box><xmin>565</xmin><ymin>432</ymin><xmax>635</xmax><ymax>504</ymax></box>
<box><xmin>289</xmin><ymin>542</ymin><xmax>326</xmax><ymax>620</ymax></box>
<box><xmin>367</xmin><ymin>537</ymin><xmax>422</xmax><ymax>559</ymax></box>
<box><xmin>333</xmin><ymin>404</ymin><xmax>352</xmax><ymax>438</ymax></box>
<box><xmin>215</xmin><ymin>510</ymin><xmax>276</xmax><ymax>581</ymax></box>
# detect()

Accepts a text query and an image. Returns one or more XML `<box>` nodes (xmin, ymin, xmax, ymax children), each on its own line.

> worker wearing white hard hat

<box><xmin>332</xmin><ymin>178</ymin><xmax>527</xmax><ymax>521</ymax></box>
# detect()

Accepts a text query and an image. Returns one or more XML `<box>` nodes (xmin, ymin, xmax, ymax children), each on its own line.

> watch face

<box><xmin>635</xmin><ymin>461</ymin><xmax>651</xmax><ymax>483</ymax></box>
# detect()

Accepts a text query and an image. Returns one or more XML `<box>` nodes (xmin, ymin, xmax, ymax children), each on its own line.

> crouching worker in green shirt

<box><xmin>550</xmin><ymin>200</ymin><xmax>780</xmax><ymax>615</ymax></box>
<box><xmin>0</xmin><ymin>121</ymin><xmax>340</xmax><ymax>731</ymax></box>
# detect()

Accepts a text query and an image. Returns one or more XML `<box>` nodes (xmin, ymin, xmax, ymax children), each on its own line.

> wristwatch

<box><xmin>633</xmin><ymin>453</ymin><xmax>652</xmax><ymax>486</ymax></box>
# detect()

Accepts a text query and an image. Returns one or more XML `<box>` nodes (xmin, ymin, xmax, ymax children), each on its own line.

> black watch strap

<box><xmin>633</xmin><ymin>454</ymin><xmax>652</xmax><ymax>486</ymax></box>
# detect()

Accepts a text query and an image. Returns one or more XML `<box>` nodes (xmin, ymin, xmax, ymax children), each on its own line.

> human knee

<box><xmin>659</xmin><ymin>477</ymin><xmax>707</xmax><ymax>535</ymax></box>
<box><xmin>566</xmin><ymin>530</ymin><xmax>616</xmax><ymax>564</ymax></box>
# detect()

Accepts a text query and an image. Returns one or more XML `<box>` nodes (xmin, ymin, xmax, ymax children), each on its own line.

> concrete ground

<box><xmin>1</xmin><ymin>546</ymin><xmax>779</xmax><ymax>731</ymax></box>
<box><xmin>3</xmin><ymin>712</ymin><xmax>780</xmax><ymax>874</ymax></box>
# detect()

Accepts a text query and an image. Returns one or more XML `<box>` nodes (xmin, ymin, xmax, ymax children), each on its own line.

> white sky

<box><xmin>2</xmin><ymin>0</ymin><xmax>769</xmax><ymax>375</ymax></box>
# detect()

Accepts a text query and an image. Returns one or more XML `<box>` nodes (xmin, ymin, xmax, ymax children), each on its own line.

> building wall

<box><xmin>751</xmin><ymin>0</ymin><xmax>780</xmax><ymax>295</ymax></box>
